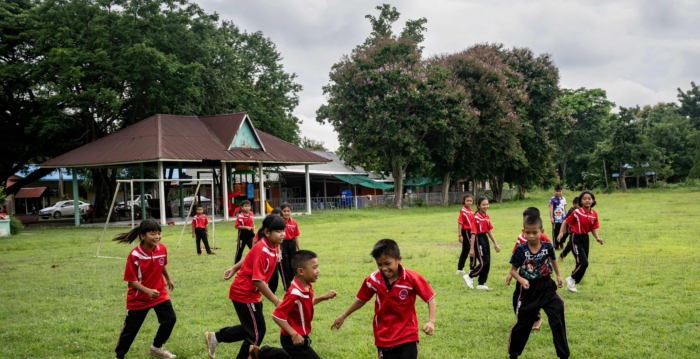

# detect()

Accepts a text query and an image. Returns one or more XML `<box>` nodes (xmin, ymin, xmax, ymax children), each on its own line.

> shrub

<box><xmin>9</xmin><ymin>215</ymin><xmax>23</xmax><ymax>235</ymax></box>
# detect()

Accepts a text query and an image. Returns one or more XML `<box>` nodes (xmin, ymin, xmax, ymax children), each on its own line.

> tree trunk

<box><xmin>471</xmin><ymin>173</ymin><xmax>477</xmax><ymax>196</ymax></box>
<box><xmin>392</xmin><ymin>162</ymin><xmax>404</xmax><ymax>209</ymax></box>
<box><xmin>491</xmin><ymin>174</ymin><xmax>504</xmax><ymax>203</ymax></box>
<box><xmin>620</xmin><ymin>169</ymin><xmax>627</xmax><ymax>191</ymax></box>
<box><xmin>560</xmin><ymin>159</ymin><xmax>568</xmax><ymax>188</ymax></box>
<box><xmin>517</xmin><ymin>185</ymin><xmax>526</xmax><ymax>200</ymax></box>
<box><xmin>441</xmin><ymin>172</ymin><xmax>451</xmax><ymax>206</ymax></box>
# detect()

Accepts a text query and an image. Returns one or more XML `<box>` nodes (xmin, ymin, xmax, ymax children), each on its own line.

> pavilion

<box><xmin>40</xmin><ymin>113</ymin><xmax>329</xmax><ymax>226</ymax></box>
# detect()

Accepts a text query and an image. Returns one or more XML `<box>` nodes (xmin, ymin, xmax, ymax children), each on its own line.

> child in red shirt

<box><xmin>557</xmin><ymin>190</ymin><xmax>604</xmax><ymax>293</ymax></box>
<box><xmin>332</xmin><ymin>239</ymin><xmax>436</xmax><ymax>359</ymax></box>
<box><xmin>272</xmin><ymin>250</ymin><xmax>337</xmax><ymax>359</ymax></box>
<box><xmin>191</xmin><ymin>205</ymin><xmax>214</xmax><ymax>255</ymax></box>
<box><xmin>464</xmin><ymin>197</ymin><xmax>501</xmax><ymax>290</ymax></box>
<box><xmin>234</xmin><ymin>200</ymin><xmax>255</xmax><ymax>263</ymax></box>
<box><xmin>204</xmin><ymin>215</ymin><xmax>289</xmax><ymax>359</ymax></box>
<box><xmin>279</xmin><ymin>203</ymin><xmax>301</xmax><ymax>291</ymax></box>
<box><xmin>456</xmin><ymin>193</ymin><xmax>475</xmax><ymax>275</ymax></box>
<box><xmin>113</xmin><ymin>219</ymin><xmax>177</xmax><ymax>359</ymax></box>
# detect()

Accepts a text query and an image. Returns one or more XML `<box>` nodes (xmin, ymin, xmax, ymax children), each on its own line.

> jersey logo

<box><xmin>398</xmin><ymin>288</ymin><xmax>409</xmax><ymax>300</ymax></box>
<box><xmin>159</xmin><ymin>257</ymin><xmax>165</xmax><ymax>266</ymax></box>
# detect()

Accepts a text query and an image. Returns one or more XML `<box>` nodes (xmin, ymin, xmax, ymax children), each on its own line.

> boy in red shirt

<box><xmin>191</xmin><ymin>205</ymin><xmax>214</xmax><ymax>255</ymax></box>
<box><xmin>234</xmin><ymin>200</ymin><xmax>255</xmax><ymax>263</ymax></box>
<box><xmin>331</xmin><ymin>239</ymin><xmax>436</xmax><ymax>358</ymax></box>
<box><xmin>272</xmin><ymin>250</ymin><xmax>337</xmax><ymax>359</ymax></box>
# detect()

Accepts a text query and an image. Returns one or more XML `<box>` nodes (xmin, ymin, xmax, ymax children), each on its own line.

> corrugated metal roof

<box><xmin>40</xmin><ymin>113</ymin><xmax>329</xmax><ymax>168</ymax></box>
<box><xmin>281</xmin><ymin>151</ymin><xmax>368</xmax><ymax>175</ymax></box>
<box><xmin>14</xmin><ymin>187</ymin><xmax>49</xmax><ymax>199</ymax></box>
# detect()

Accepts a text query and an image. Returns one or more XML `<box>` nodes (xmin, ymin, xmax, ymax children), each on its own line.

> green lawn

<box><xmin>1</xmin><ymin>188</ymin><xmax>699</xmax><ymax>358</ymax></box>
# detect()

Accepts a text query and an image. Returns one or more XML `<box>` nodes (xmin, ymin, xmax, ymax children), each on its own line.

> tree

<box><xmin>678</xmin><ymin>81</ymin><xmax>700</xmax><ymax>130</ymax></box>
<box><xmin>639</xmin><ymin>103</ymin><xmax>695</xmax><ymax>182</ymax></box>
<box><xmin>595</xmin><ymin>107</ymin><xmax>643</xmax><ymax>190</ymax></box>
<box><xmin>300</xmin><ymin>137</ymin><xmax>328</xmax><ymax>151</ymax></box>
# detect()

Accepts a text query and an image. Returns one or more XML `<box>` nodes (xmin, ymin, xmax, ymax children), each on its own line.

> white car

<box><xmin>39</xmin><ymin>200</ymin><xmax>90</xmax><ymax>219</ymax></box>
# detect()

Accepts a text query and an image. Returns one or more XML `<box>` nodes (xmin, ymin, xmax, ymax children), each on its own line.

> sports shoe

<box><xmin>204</xmin><ymin>331</ymin><xmax>218</xmax><ymax>358</ymax></box>
<box><xmin>476</xmin><ymin>285</ymin><xmax>490</xmax><ymax>290</ymax></box>
<box><xmin>149</xmin><ymin>346</ymin><xmax>176</xmax><ymax>359</ymax></box>
<box><xmin>249</xmin><ymin>344</ymin><xmax>261</xmax><ymax>359</ymax></box>
<box><xmin>531</xmin><ymin>318</ymin><xmax>543</xmax><ymax>330</ymax></box>
<box><xmin>463</xmin><ymin>274</ymin><xmax>474</xmax><ymax>289</ymax></box>
<box><xmin>456</xmin><ymin>270</ymin><xmax>466</xmax><ymax>275</ymax></box>
<box><xmin>566</xmin><ymin>277</ymin><xmax>577</xmax><ymax>293</ymax></box>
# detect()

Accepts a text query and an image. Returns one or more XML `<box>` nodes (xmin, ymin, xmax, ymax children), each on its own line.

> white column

<box><xmin>222</xmin><ymin>162</ymin><xmax>229</xmax><ymax>221</ymax></box>
<box><xmin>305</xmin><ymin>165</ymin><xmax>311</xmax><ymax>215</ymax></box>
<box><xmin>258</xmin><ymin>162</ymin><xmax>266</xmax><ymax>216</ymax></box>
<box><xmin>158</xmin><ymin>161</ymin><xmax>166</xmax><ymax>225</ymax></box>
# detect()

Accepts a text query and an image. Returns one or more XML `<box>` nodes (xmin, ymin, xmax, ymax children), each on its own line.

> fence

<box><xmin>269</xmin><ymin>188</ymin><xmax>515</xmax><ymax>212</ymax></box>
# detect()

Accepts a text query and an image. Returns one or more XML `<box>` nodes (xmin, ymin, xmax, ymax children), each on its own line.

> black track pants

<box><xmin>570</xmin><ymin>233</ymin><xmax>590</xmax><ymax>283</ymax></box>
<box><xmin>114</xmin><ymin>300</ymin><xmax>177</xmax><ymax>359</ymax></box>
<box><xmin>215</xmin><ymin>301</ymin><xmax>289</xmax><ymax>359</ymax></box>
<box><xmin>468</xmin><ymin>234</ymin><xmax>491</xmax><ymax>285</ymax></box>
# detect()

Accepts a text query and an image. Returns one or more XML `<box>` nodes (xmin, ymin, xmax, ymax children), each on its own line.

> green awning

<box><xmin>404</xmin><ymin>177</ymin><xmax>443</xmax><ymax>187</ymax></box>
<box><xmin>334</xmin><ymin>175</ymin><xmax>395</xmax><ymax>190</ymax></box>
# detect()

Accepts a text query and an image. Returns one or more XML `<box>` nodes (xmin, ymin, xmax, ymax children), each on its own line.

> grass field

<box><xmin>1</xmin><ymin>188</ymin><xmax>699</xmax><ymax>359</ymax></box>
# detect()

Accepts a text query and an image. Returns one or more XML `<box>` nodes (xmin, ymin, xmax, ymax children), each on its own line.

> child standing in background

<box><xmin>279</xmin><ymin>203</ymin><xmax>301</xmax><ymax>291</ymax></box>
<box><xmin>192</xmin><ymin>205</ymin><xmax>214</xmax><ymax>255</ymax></box>
<box><xmin>456</xmin><ymin>193</ymin><xmax>475</xmax><ymax>275</ymax></box>
<box><xmin>558</xmin><ymin>196</ymin><xmax>579</xmax><ymax>260</ymax></box>
<box><xmin>234</xmin><ymin>200</ymin><xmax>255</xmax><ymax>263</ymax></box>
<box><xmin>549</xmin><ymin>186</ymin><xmax>567</xmax><ymax>250</ymax></box>
<box><xmin>464</xmin><ymin>197</ymin><xmax>501</xmax><ymax>290</ymax></box>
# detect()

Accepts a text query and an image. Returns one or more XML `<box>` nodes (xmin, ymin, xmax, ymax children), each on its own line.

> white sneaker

<box><xmin>566</xmin><ymin>277</ymin><xmax>578</xmax><ymax>293</ymax></box>
<box><xmin>205</xmin><ymin>331</ymin><xmax>218</xmax><ymax>358</ymax></box>
<box><xmin>456</xmin><ymin>270</ymin><xmax>466</xmax><ymax>275</ymax></box>
<box><xmin>149</xmin><ymin>346</ymin><xmax>176</xmax><ymax>359</ymax></box>
<box><xmin>476</xmin><ymin>285</ymin><xmax>490</xmax><ymax>290</ymax></box>
<box><xmin>463</xmin><ymin>274</ymin><xmax>474</xmax><ymax>289</ymax></box>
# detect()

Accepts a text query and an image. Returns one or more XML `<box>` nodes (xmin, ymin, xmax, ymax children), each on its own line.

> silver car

<box><xmin>39</xmin><ymin>200</ymin><xmax>90</xmax><ymax>219</ymax></box>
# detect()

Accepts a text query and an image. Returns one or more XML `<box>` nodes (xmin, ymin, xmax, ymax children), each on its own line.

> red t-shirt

<box><xmin>471</xmin><ymin>212</ymin><xmax>493</xmax><ymax>234</ymax></box>
<box><xmin>284</xmin><ymin>218</ymin><xmax>300</xmax><ymax>241</ymax></box>
<box><xmin>457</xmin><ymin>206</ymin><xmax>474</xmax><ymax>230</ymax></box>
<box><xmin>123</xmin><ymin>243</ymin><xmax>170</xmax><ymax>310</ymax></box>
<box><xmin>235</xmin><ymin>211</ymin><xmax>254</xmax><ymax>229</ymax></box>
<box><xmin>229</xmin><ymin>238</ymin><xmax>279</xmax><ymax>303</ymax></box>
<box><xmin>564</xmin><ymin>207</ymin><xmax>600</xmax><ymax>234</ymax></box>
<box><xmin>191</xmin><ymin>214</ymin><xmax>209</xmax><ymax>229</ymax></box>
<box><xmin>356</xmin><ymin>266</ymin><xmax>436</xmax><ymax>347</ymax></box>
<box><xmin>512</xmin><ymin>233</ymin><xmax>551</xmax><ymax>253</ymax></box>
<box><xmin>272</xmin><ymin>277</ymin><xmax>314</xmax><ymax>336</ymax></box>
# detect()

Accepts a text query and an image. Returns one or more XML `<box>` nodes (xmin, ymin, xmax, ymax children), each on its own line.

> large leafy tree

<box><xmin>678</xmin><ymin>81</ymin><xmax>700</xmax><ymax>130</ymax></box>
<box><xmin>639</xmin><ymin>103</ymin><xmax>696</xmax><ymax>182</ymax></box>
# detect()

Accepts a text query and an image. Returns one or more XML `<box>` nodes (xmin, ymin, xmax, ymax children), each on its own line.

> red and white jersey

<box><xmin>123</xmin><ymin>243</ymin><xmax>170</xmax><ymax>310</ymax></box>
<box><xmin>564</xmin><ymin>207</ymin><xmax>600</xmax><ymax>234</ymax></box>
<box><xmin>229</xmin><ymin>238</ymin><xmax>279</xmax><ymax>303</ymax></box>
<box><xmin>471</xmin><ymin>212</ymin><xmax>494</xmax><ymax>234</ymax></box>
<box><xmin>272</xmin><ymin>277</ymin><xmax>314</xmax><ymax>336</ymax></box>
<box><xmin>356</xmin><ymin>266</ymin><xmax>436</xmax><ymax>348</ymax></box>
<box><xmin>457</xmin><ymin>206</ymin><xmax>474</xmax><ymax>230</ymax></box>
<box><xmin>284</xmin><ymin>218</ymin><xmax>300</xmax><ymax>241</ymax></box>
<box><xmin>512</xmin><ymin>233</ymin><xmax>551</xmax><ymax>253</ymax></box>
<box><xmin>235</xmin><ymin>211</ymin><xmax>254</xmax><ymax>230</ymax></box>
<box><xmin>191</xmin><ymin>214</ymin><xmax>209</xmax><ymax>229</ymax></box>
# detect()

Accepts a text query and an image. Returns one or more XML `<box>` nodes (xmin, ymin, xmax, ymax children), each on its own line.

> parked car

<box><xmin>173</xmin><ymin>195</ymin><xmax>211</xmax><ymax>209</ymax></box>
<box><xmin>39</xmin><ymin>200</ymin><xmax>90</xmax><ymax>219</ymax></box>
<box><xmin>117</xmin><ymin>194</ymin><xmax>153</xmax><ymax>208</ymax></box>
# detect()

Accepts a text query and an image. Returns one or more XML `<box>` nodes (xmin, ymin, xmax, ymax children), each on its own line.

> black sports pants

<box><xmin>281</xmin><ymin>334</ymin><xmax>320</xmax><ymax>359</ymax></box>
<box><xmin>268</xmin><ymin>262</ymin><xmax>282</xmax><ymax>294</ymax></box>
<box><xmin>195</xmin><ymin>228</ymin><xmax>212</xmax><ymax>254</ymax></box>
<box><xmin>552</xmin><ymin>223</ymin><xmax>563</xmax><ymax>249</ymax></box>
<box><xmin>378</xmin><ymin>341</ymin><xmax>419</xmax><ymax>359</ymax></box>
<box><xmin>235</xmin><ymin>229</ymin><xmax>255</xmax><ymax>263</ymax></box>
<box><xmin>279</xmin><ymin>240</ymin><xmax>297</xmax><ymax>291</ymax></box>
<box><xmin>570</xmin><ymin>233</ymin><xmax>590</xmax><ymax>284</ymax></box>
<box><xmin>457</xmin><ymin>229</ymin><xmax>474</xmax><ymax>271</ymax></box>
<box><xmin>215</xmin><ymin>301</ymin><xmax>289</xmax><ymax>359</ymax></box>
<box><xmin>509</xmin><ymin>279</ymin><xmax>569</xmax><ymax>359</ymax></box>
<box><xmin>468</xmin><ymin>234</ymin><xmax>490</xmax><ymax>285</ymax></box>
<box><xmin>114</xmin><ymin>300</ymin><xmax>177</xmax><ymax>359</ymax></box>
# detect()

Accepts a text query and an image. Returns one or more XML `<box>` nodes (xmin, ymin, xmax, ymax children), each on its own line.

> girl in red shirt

<box><xmin>456</xmin><ymin>193</ymin><xmax>475</xmax><ymax>275</ymax></box>
<box><xmin>463</xmin><ymin>197</ymin><xmax>501</xmax><ymax>290</ymax></box>
<box><xmin>279</xmin><ymin>203</ymin><xmax>301</xmax><ymax>291</ymax></box>
<box><xmin>112</xmin><ymin>219</ymin><xmax>177</xmax><ymax>359</ymax></box>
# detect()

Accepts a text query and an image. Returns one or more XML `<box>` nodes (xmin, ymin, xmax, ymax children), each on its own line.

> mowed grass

<box><xmin>1</xmin><ymin>188</ymin><xmax>699</xmax><ymax>359</ymax></box>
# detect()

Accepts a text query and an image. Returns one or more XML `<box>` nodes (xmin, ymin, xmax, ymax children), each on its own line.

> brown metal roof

<box><xmin>40</xmin><ymin>113</ymin><xmax>329</xmax><ymax>168</ymax></box>
<box><xmin>14</xmin><ymin>187</ymin><xmax>49</xmax><ymax>199</ymax></box>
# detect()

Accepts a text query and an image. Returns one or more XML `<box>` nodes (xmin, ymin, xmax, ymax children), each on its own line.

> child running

<box><xmin>456</xmin><ymin>193</ymin><xmax>475</xmax><ymax>275</ymax></box>
<box><xmin>464</xmin><ymin>197</ymin><xmax>501</xmax><ymax>290</ymax></box>
<box><xmin>192</xmin><ymin>205</ymin><xmax>215</xmax><ymax>255</ymax></box>
<box><xmin>331</xmin><ymin>239</ymin><xmax>436</xmax><ymax>359</ymax></box>
<box><xmin>557</xmin><ymin>190</ymin><xmax>604</xmax><ymax>293</ymax></box>
<box><xmin>205</xmin><ymin>214</ymin><xmax>290</xmax><ymax>359</ymax></box>
<box><xmin>113</xmin><ymin>219</ymin><xmax>177</xmax><ymax>359</ymax></box>
<box><xmin>558</xmin><ymin>197</ymin><xmax>579</xmax><ymax>260</ymax></box>
<box><xmin>549</xmin><ymin>186</ymin><xmax>567</xmax><ymax>250</ymax></box>
<box><xmin>234</xmin><ymin>200</ymin><xmax>255</xmax><ymax>263</ymax></box>
<box><xmin>508</xmin><ymin>215</ymin><xmax>569</xmax><ymax>359</ymax></box>
<box><xmin>279</xmin><ymin>203</ymin><xmax>301</xmax><ymax>291</ymax></box>
<box><xmin>272</xmin><ymin>250</ymin><xmax>337</xmax><ymax>359</ymax></box>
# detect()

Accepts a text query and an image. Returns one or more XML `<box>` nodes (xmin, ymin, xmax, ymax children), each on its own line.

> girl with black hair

<box><xmin>463</xmin><ymin>197</ymin><xmax>501</xmax><ymax>290</ymax></box>
<box><xmin>279</xmin><ymin>203</ymin><xmax>301</xmax><ymax>291</ymax></box>
<box><xmin>456</xmin><ymin>193</ymin><xmax>475</xmax><ymax>275</ymax></box>
<box><xmin>113</xmin><ymin>219</ymin><xmax>177</xmax><ymax>359</ymax></box>
<box><xmin>557</xmin><ymin>190</ymin><xmax>604</xmax><ymax>293</ymax></box>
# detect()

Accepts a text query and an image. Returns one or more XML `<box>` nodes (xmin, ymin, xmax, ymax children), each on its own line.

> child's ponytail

<box><xmin>112</xmin><ymin>219</ymin><xmax>162</xmax><ymax>244</ymax></box>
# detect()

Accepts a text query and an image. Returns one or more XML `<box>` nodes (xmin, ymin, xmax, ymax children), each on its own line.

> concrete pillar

<box><xmin>178</xmin><ymin>162</ymin><xmax>184</xmax><ymax>218</ymax></box>
<box><xmin>258</xmin><ymin>162</ymin><xmax>265</xmax><ymax>216</ymax></box>
<box><xmin>72</xmin><ymin>169</ymin><xmax>80</xmax><ymax>227</ymax></box>
<box><xmin>158</xmin><ymin>161</ymin><xmax>166</xmax><ymax>225</ymax></box>
<box><xmin>305</xmin><ymin>165</ymin><xmax>311</xmax><ymax>215</ymax></box>
<box><xmin>139</xmin><ymin>163</ymin><xmax>146</xmax><ymax>220</ymax></box>
<box><xmin>222</xmin><ymin>162</ymin><xmax>229</xmax><ymax>221</ymax></box>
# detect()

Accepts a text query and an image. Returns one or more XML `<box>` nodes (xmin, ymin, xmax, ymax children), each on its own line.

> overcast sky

<box><xmin>196</xmin><ymin>0</ymin><xmax>700</xmax><ymax>150</ymax></box>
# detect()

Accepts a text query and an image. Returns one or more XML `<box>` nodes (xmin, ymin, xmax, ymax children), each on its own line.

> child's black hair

<box><xmin>240</xmin><ymin>200</ymin><xmax>251</xmax><ymax>207</ymax></box>
<box><xmin>522</xmin><ymin>207</ymin><xmax>540</xmax><ymax>218</ymax></box>
<box><xmin>280</xmin><ymin>202</ymin><xmax>291</xmax><ymax>211</ymax></box>
<box><xmin>271</xmin><ymin>208</ymin><xmax>282</xmax><ymax>216</ymax></box>
<box><xmin>572</xmin><ymin>196</ymin><xmax>580</xmax><ymax>206</ymax></box>
<box><xmin>112</xmin><ymin>219</ymin><xmax>161</xmax><ymax>244</ymax></box>
<box><xmin>578</xmin><ymin>190</ymin><xmax>596</xmax><ymax>208</ymax></box>
<box><xmin>370</xmin><ymin>239</ymin><xmax>401</xmax><ymax>259</ymax></box>
<box><xmin>523</xmin><ymin>215</ymin><xmax>543</xmax><ymax>229</ymax></box>
<box><xmin>292</xmin><ymin>250</ymin><xmax>317</xmax><ymax>274</ymax></box>
<box><xmin>461</xmin><ymin>193</ymin><xmax>473</xmax><ymax>204</ymax></box>
<box><xmin>195</xmin><ymin>204</ymin><xmax>203</xmax><ymax>210</ymax></box>
<box><xmin>476</xmin><ymin>196</ymin><xmax>489</xmax><ymax>208</ymax></box>
<box><xmin>554</xmin><ymin>185</ymin><xmax>563</xmax><ymax>191</ymax></box>
<box><xmin>256</xmin><ymin>214</ymin><xmax>286</xmax><ymax>240</ymax></box>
